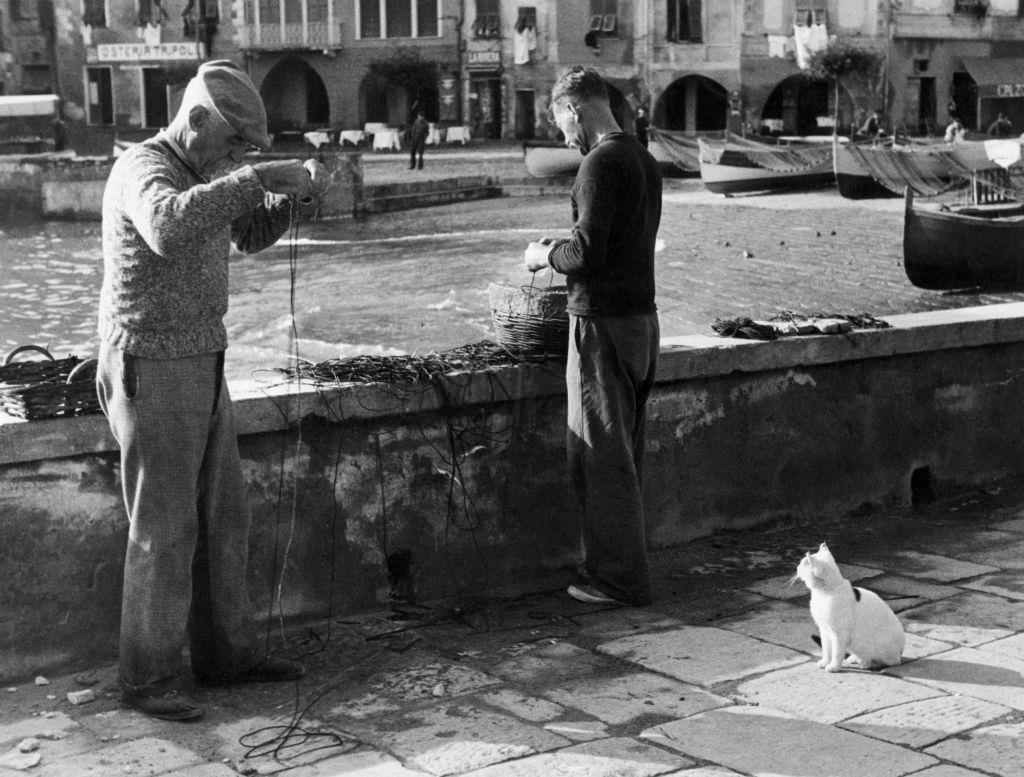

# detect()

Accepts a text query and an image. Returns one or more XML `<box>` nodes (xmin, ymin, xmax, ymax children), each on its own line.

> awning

<box><xmin>0</xmin><ymin>94</ymin><xmax>59</xmax><ymax>118</ymax></box>
<box><xmin>961</xmin><ymin>57</ymin><xmax>1024</xmax><ymax>100</ymax></box>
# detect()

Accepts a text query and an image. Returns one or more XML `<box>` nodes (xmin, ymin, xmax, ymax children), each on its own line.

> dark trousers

<box><xmin>566</xmin><ymin>313</ymin><xmax>660</xmax><ymax>605</ymax></box>
<box><xmin>96</xmin><ymin>342</ymin><xmax>258</xmax><ymax>690</ymax></box>
<box><xmin>410</xmin><ymin>142</ymin><xmax>426</xmax><ymax>169</ymax></box>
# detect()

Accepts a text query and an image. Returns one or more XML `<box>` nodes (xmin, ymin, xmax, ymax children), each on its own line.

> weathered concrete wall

<box><xmin>3</xmin><ymin>304</ymin><xmax>1024</xmax><ymax>682</ymax></box>
<box><xmin>0</xmin><ymin>149</ymin><xmax>361</xmax><ymax>221</ymax></box>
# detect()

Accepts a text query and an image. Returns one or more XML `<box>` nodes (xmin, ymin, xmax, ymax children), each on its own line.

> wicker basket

<box><xmin>488</xmin><ymin>282</ymin><xmax>569</xmax><ymax>358</ymax></box>
<box><xmin>0</xmin><ymin>345</ymin><xmax>101</xmax><ymax>421</ymax></box>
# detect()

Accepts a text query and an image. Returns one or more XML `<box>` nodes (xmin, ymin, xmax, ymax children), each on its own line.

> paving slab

<box><xmin>925</xmin><ymin>721</ymin><xmax>1024</xmax><ymax>776</ymax></box>
<box><xmin>960</xmin><ymin>572</ymin><xmax>1024</xmax><ymax>601</ymax></box>
<box><xmin>899</xmin><ymin>592</ymin><xmax>1024</xmax><ymax>647</ymax></box>
<box><xmin>474</xmin><ymin>689</ymin><xmax>564</xmax><ymax>722</ymax></box>
<box><xmin>734</xmin><ymin>662</ymin><xmax>942</xmax><ymax>723</ymax></box>
<box><xmin>35</xmin><ymin>736</ymin><xmax>204</xmax><ymax>776</ymax></box>
<box><xmin>990</xmin><ymin>516</ymin><xmax>1024</xmax><ymax>533</ymax></box>
<box><xmin>596</xmin><ymin>626</ymin><xmax>808</xmax><ymax>686</ymax></box>
<box><xmin>952</xmin><ymin>538</ymin><xmax>1024</xmax><ymax>571</ymax></box>
<box><xmin>327</xmin><ymin>657</ymin><xmax>502</xmax><ymax>719</ymax></box>
<box><xmin>860</xmin><ymin>574</ymin><xmax>962</xmax><ymax>604</ymax></box>
<box><xmin>540</xmin><ymin>720</ymin><xmax>608</xmax><ymax>741</ymax></box>
<box><xmin>851</xmin><ymin>552</ymin><xmax>998</xmax><ymax>583</ymax></box>
<box><xmin>745</xmin><ymin>563</ymin><xmax>882</xmax><ymax>600</ymax></box>
<box><xmin>457</xmin><ymin>737</ymin><xmax>691</xmax><ymax>777</ymax></box>
<box><xmin>903</xmin><ymin>633</ymin><xmax>956</xmax><ymax>661</ymax></box>
<box><xmin>840</xmin><ymin>694</ymin><xmax>1011</xmax><ymax>748</ymax></box>
<box><xmin>482</xmin><ymin>641</ymin><xmax>619</xmax><ymax>689</ymax></box>
<box><xmin>640</xmin><ymin>705</ymin><xmax>936</xmax><ymax>777</ymax></box>
<box><xmin>350</xmin><ymin>702</ymin><xmax>569</xmax><ymax>776</ymax></box>
<box><xmin>253</xmin><ymin>747</ymin><xmax>429</xmax><ymax>776</ymax></box>
<box><xmin>975</xmin><ymin>632</ymin><xmax>1024</xmax><ymax>662</ymax></box>
<box><xmin>889</xmin><ymin>646</ymin><xmax>1024</xmax><ymax>709</ymax></box>
<box><xmin>715</xmin><ymin>600</ymin><xmax>817</xmax><ymax>655</ymax></box>
<box><xmin>909</xmin><ymin>767</ymin><xmax>999</xmax><ymax>777</ymax></box>
<box><xmin>538</xmin><ymin>671</ymin><xmax>731</xmax><ymax>726</ymax></box>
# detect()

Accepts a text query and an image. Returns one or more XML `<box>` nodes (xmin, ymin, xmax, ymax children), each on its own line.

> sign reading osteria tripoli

<box><xmin>95</xmin><ymin>42</ymin><xmax>202</xmax><ymax>62</ymax></box>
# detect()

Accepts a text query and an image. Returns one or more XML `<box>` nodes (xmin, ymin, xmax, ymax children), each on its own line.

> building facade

<box><xmin>12</xmin><ymin>0</ymin><xmax>1024</xmax><ymax>153</ymax></box>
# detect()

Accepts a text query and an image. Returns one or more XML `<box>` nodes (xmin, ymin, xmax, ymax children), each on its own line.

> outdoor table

<box><xmin>446</xmin><ymin>126</ymin><xmax>470</xmax><ymax>145</ymax></box>
<box><xmin>303</xmin><ymin>130</ymin><xmax>332</xmax><ymax>149</ymax></box>
<box><xmin>372</xmin><ymin>129</ymin><xmax>402</xmax><ymax>151</ymax></box>
<box><xmin>339</xmin><ymin>130</ymin><xmax>365</xmax><ymax>146</ymax></box>
<box><xmin>427</xmin><ymin>124</ymin><xmax>445</xmax><ymax>145</ymax></box>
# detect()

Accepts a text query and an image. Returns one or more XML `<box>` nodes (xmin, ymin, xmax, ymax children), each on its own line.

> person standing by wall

<box><xmin>524</xmin><ymin>67</ymin><xmax>662</xmax><ymax>607</ymax></box>
<box><xmin>988</xmin><ymin>112</ymin><xmax>1013</xmax><ymax>138</ymax></box>
<box><xmin>633</xmin><ymin>107</ymin><xmax>650</xmax><ymax>148</ymax></box>
<box><xmin>97</xmin><ymin>60</ymin><xmax>330</xmax><ymax>722</ymax></box>
<box><xmin>408</xmin><ymin>111</ymin><xmax>430</xmax><ymax>170</ymax></box>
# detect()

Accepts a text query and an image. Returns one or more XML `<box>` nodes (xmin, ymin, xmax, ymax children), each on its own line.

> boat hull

<box><xmin>698</xmin><ymin>137</ymin><xmax>835</xmax><ymax>195</ymax></box>
<box><xmin>903</xmin><ymin>191</ymin><xmax>1024</xmax><ymax>290</ymax></box>
<box><xmin>522</xmin><ymin>142</ymin><xmax>581</xmax><ymax>178</ymax></box>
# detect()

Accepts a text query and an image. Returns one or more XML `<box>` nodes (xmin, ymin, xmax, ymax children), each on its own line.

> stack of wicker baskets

<box><xmin>488</xmin><ymin>282</ymin><xmax>569</xmax><ymax>359</ymax></box>
<box><xmin>0</xmin><ymin>345</ymin><xmax>100</xmax><ymax>421</ymax></box>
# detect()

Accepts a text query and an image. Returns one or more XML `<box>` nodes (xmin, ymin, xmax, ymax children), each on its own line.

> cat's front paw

<box><xmin>825</xmin><ymin>662</ymin><xmax>842</xmax><ymax>673</ymax></box>
<box><xmin>816</xmin><ymin>658</ymin><xmax>828</xmax><ymax>669</ymax></box>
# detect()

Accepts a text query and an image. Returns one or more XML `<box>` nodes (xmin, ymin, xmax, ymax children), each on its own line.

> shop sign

<box><xmin>466</xmin><ymin>50</ymin><xmax>501</xmax><ymax>69</ymax></box>
<box><xmin>996</xmin><ymin>83</ymin><xmax>1024</xmax><ymax>98</ymax></box>
<box><xmin>95</xmin><ymin>42</ymin><xmax>203</xmax><ymax>62</ymax></box>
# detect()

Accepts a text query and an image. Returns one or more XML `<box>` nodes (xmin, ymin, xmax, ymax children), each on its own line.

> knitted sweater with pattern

<box><xmin>99</xmin><ymin>134</ymin><xmax>293</xmax><ymax>359</ymax></box>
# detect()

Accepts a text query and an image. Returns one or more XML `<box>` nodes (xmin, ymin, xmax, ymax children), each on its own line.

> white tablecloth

<box><xmin>339</xmin><ymin>130</ymin><xmax>365</xmax><ymax>146</ymax></box>
<box><xmin>446</xmin><ymin>126</ymin><xmax>470</xmax><ymax>144</ymax></box>
<box><xmin>426</xmin><ymin>126</ymin><xmax>444</xmax><ymax>145</ymax></box>
<box><xmin>364</xmin><ymin>122</ymin><xmax>387</xmax><ymax>134</ymax></box>
<box><xmin>303</xmin><ymin>131</ymin><xmax>332</xmax><ymax>149</ymax></box>
<box><xmin>372</xmin><ymin>129</ymin><xmax>402</xmax><ymax>151</ymax></box>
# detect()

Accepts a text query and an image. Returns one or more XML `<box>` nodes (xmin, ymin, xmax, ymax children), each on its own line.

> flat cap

<box><xmin>183</xmin><ymin>59</ymin><xmax>271</xmax><ymax>151</ymax></box>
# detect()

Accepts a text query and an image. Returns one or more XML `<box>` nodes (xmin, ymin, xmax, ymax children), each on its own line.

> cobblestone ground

<box><xmin>6</xmin><ymin>476</ymin><xmax>1024</xmax><ymax>775</ymax></box>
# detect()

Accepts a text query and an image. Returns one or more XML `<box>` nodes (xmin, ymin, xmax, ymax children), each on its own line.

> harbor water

<box><xmin>4</xmin><ymin>186</ymin><xmax>1024</xmax><ymax>385</ymax></box>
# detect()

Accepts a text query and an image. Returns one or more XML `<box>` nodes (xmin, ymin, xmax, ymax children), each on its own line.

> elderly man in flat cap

<box><xmin>96</xmin><ymin>60</ymin><xmax>329</xmax><ymax>721</ymax></box>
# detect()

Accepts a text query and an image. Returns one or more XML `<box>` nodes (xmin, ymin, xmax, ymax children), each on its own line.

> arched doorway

<box><xmin>653</xmin><ymin>75</ymin><xmax>728</xmax><ymax>132</ymax></box>
<box><xmin>761</xmin><ymin>75</ymin><xmax>830</xmax><ymax>136</ymax></box>
<box><xmin>260</xmin><ymin>58</ymin><xmax>329</xmax><ymax>133</ymax></box>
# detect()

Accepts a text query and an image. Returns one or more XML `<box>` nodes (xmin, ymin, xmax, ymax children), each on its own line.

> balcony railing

<box><xmin>241</xmin><ymin>20</ymin><xmax>342</xmax><ymax>48</ymax></box>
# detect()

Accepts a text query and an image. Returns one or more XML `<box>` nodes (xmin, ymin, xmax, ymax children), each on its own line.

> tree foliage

<box><xmin>367</xmin><ymin>47</ymin><xmax>437</xmax><ymax>103</ymax></box>
<box><xmin>803</xmin><ymin>43</ymin><xmax>885</xmax><ymax>132</ymax></box>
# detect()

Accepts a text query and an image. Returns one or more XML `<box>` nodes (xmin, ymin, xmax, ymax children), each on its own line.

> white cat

<box><xmin>795</xmin><ymin>542</ymin><xmax>905</xmax><ymax>672</ymax></box>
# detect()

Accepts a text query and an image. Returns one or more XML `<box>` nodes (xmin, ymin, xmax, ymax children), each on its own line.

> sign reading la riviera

<box><xmin>95</xmin><ymin>42</ymin><xmax>202</xmax><ymax>62</ymax></box>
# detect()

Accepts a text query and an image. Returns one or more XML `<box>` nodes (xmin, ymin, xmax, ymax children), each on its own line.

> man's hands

<box><xmin>252</xmin><ymin>159</ymin><xmax>331</xmax><ymax>200</ymax></box>
<box><xmin>525</xmin><ymin>237</ymin><xmax>558</xmax><ymax>272</ymax></box>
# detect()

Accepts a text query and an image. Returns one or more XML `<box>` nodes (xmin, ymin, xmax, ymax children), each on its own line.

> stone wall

<box><xmin>3</xmin><ymin>304</ymin><xmax>1024</xmax><ymax>681</ymax></box>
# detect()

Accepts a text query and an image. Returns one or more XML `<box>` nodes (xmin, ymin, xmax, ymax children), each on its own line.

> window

<box><xmin>793</xmin><ymin>7</ymin><xmax>826</xmax><ymax>25</ymax></box>
<box><xmin>86</xmin><ymin>67</ymin><xmax>113</xmax><ymax>125</ymax></box>
<box><xmin>10</xmin><ymin>0</ymin><xmax>38</xmax><ymax>21</ymax></box>
<box><xmin>590</xmin><ymin>0</ymin><xmax>616</xmax><ymax>36</ymax></box>
<box><xmin>142</xmin><ymin>67</ymin><xmax>169</xmax><ymax>128</ymax></box>
<box><xmin>667</xmin><ymin>0</ymin><xmax>700</xmax><ymax>42</ymax></box>
<box><xmin>137</xmin><ymin>0</ymin><xmax>169</xmax><ymax>26</ymax></box>
<box><xmin>82</xmin><ymin>0</ymin><xmax>106</xmax><ymax>26</ymax></box>
<box><xmin>953</xmin><ymin>0</ymin><xmax>987</xmax><ymax>17</ymax></box>
<box><xmin>473</xmin><ymin>0</ymin><xmax>499</xmax><ymax>38</ymax></box>
<box><xmin>359</xmin><ymin>0</ymin><xmax>438</xmax><ymax>38</ymax></box>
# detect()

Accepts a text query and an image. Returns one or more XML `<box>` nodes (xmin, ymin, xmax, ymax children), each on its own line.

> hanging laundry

<box><xmin>793</xmin><ymin>21</ymin><xmax>828</xmax><ymax>69</ymax></box>
<box><xmin>984</xmin><ymin>139</ymin><xmax>1022</xmax><ymax>170</ymax></box>
<box><xmin>526</xmin><ymin>25</ymin><xmax>537</xmax><ymax>52</ymax></box>
<box><xmin>513</xmin><ymin>29</ymin><xmax>530</xmax><ymax>65</ymax></box>
<box><xmin>143</xmin><ymin>22</ymin><xmax>161</xmax><ymax>45</ymax></box>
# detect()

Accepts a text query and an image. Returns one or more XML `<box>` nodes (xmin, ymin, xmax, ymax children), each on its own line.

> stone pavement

<box><xmin>6</xmin><ymin>477</ymin><xmax>1024</xmax><ymax>775</ymax></box>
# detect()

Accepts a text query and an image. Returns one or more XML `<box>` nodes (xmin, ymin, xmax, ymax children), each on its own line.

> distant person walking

<box><xmin>633</xmin><ymin>107</ymin><xmax>650</xmax><ymax>148</ymax></box>
<box><xmin>408</xmin><ymin>111</ymin><xmax>430</xmax><ymax>170</ymax></box>
<box><xmin>988</xmin><ymin>112</ymin><xmax>1013</xmax><ymax>138</ymax></box>
<box><xmin>858</xmin><ymin>108</ymin><xmax>884</xmax><ymax>140</ymax></box>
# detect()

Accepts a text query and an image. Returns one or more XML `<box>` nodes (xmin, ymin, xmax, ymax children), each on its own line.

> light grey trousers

<box><xmin>566</xmin><ymin>313</ymin><xmax>660</xmax><ymax>606</ymax></box>
<box><xmin>96</xmin><ymin>342</ymin><xmax>258</xmax><ymax>690</ymax></box>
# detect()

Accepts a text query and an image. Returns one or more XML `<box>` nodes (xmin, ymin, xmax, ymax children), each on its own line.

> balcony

<box><xmin>240</xmin><ymin>21</ymin><xmax>342</xmax><ymax>49</ymax></box>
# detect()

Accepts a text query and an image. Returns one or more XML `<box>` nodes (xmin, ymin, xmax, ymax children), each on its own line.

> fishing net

<box><xmin>845</xmin><ymin>144</ymin><xmax>975</xmax><ymax>197</ymax></box>
<box><xmin>275</xmin><ymin>340</ymin><xmax>549</xmax><ymax>387</ymax></box>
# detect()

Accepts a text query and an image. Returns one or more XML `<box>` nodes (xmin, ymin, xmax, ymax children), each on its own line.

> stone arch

<box><xmin>760</xmin><ymin>74</ymin><xmax>834</xmax><ymax>136</ymax></box>
<box><xmin>259</xmin><ymin>57</ymin><xmax>330</xmax><ymax>132</ymax></box>
<box><xmin>653</xmin><ymin>75</ymin><xmax>728</xmax><ymax>132</ymax></box>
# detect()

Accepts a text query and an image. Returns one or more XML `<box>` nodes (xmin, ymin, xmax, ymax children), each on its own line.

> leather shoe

<box><xmin>567</xmin><ymin>583</ymin><xmax>628</xmax><ymax>606</ymax></box>
<box><xmin>196</xmin><ymin>656</ymin><xmax>305</xmax><ymax>686</ymax></box>
<box><xmin>121</xmin><ymin>686</ymin><xmax>203</xmax><ymax>722</ymax></box>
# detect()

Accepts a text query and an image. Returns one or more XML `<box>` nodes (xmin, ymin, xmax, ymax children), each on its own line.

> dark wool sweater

<box><xmin>548</xmin><ymin>132</ymin><xmax>662</xmax><ymax>316</ymax></box>
<box><xmin>99</xmin><ymin>134</ymin><xmax>293</xmax><ymax>358</ymax></box>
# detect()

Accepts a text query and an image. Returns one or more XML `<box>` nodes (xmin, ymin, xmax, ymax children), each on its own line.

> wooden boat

<box><xmin>522</xmin><ymin>141</ymin><xmax>581</xmax><ymax>178</ymax></box>
<box><xmin>903</xmin><ymin>187</ymin><xmax>1024</xmax><ymax>290</ymax></box>
<box><xmin>698</xmin><ymin>136</ymin><xmax>836</xmax><ymax>195</ymax></box>
<box><xmin>835</xmin><ymin>136</ymin><xmax>1014</xmax><ymax>199</ymax></box>
<box><xmin>523</xmin><ymin>128</ymin><xmax>721</xmax><ymax>178</ymax></box>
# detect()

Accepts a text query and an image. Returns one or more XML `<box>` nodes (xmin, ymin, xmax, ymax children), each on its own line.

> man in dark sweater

<box><xmin>525</xmin><ymin>67</ymin><xmax>662</xmax><ymax>607</ymax></box>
